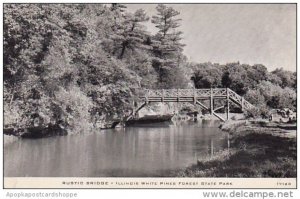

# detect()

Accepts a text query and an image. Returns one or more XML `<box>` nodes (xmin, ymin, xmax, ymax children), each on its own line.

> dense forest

<box><xmin>4</xmin><ymin>4</ymin><xmax>296</xmax><ymax>134</ymax></box>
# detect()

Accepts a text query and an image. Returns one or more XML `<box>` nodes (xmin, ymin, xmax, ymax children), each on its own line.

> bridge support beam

<box><xmin>241</xmin><ymin>97</ymin><xmax>244</xmax><ymax>111</ymax></box>
<box><xmin>126</xmin><ymin>102</ymin><xmax>147</xmax><ymax>121</ymax></box>
<box><xmin>213</xmin><ymin>112</ymin><xmax>226</xmax><ymax>122</ymax></box>
<box><xmin>193</xmin><ymin>88</ymin><xmax>197</xmax><ymax>105</ymax></box>
<box><xmin>196</xmin><ymin>100</ymin><xmax>209</xmax><ymax>110</ymax></box>
<box><xmin>226</xmin><ymin>88</ymin><xmax>230</xmax><ymax>120</ymax></box>
<box><xmin>214</xmin><ymin>105</ymin><xmax>225</xmax><ymax>112</ymax></box>
<box><xmin>210</xmin><ymin>88</ymin><xmax>214</xmax><ymax>115</ymax></box>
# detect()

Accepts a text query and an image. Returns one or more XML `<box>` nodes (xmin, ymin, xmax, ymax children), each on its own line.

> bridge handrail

<box><xmin>140</xmin><ymin>88</ymin><xmax>255</xmax><ymax>111</ymax></box>
<box><xmin>145</xmin><ymin>88</ymin><xmax>228</xmax><ymax>97</ymax></box>
<box><xmin>227</xmin><ymin>88</ymin><xmax>254</xmax><ymax>110</ymax></box>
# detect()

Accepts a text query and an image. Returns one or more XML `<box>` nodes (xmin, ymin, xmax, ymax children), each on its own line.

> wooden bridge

<box><xmin>126</xmin><ymin>88</ymin><xmax>254</xmax><ymax>122</ymax></box>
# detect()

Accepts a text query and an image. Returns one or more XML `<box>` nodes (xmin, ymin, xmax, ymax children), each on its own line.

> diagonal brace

<box><xmin>196</xmin><ymin>100</ymin><xmax>209</xmax><ymax>110</ymax></box>
<box><xmin>213</xmin><ymin>112</ymin><xmax>226</xmax><ymax>122</ymax></box>
<box><xmin>214</xmin><ymin>105</ymin><xmax>225</xmax><ymax>112</ymax></box>
<box><xmin>126</xmin><ymin>102</ymin><xmax>147</xmax><ymax>121</ymax></box>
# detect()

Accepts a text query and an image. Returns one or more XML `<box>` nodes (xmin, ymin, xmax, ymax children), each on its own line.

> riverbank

<box><xmin>176</xmin><ymin>120</ymin><xmax>296</xmax><ymax>177</ymax></box>
<box><xmin>3</xmin><ymin>114</ymin><xmax>174</xmax><ymax>142</ymax></box>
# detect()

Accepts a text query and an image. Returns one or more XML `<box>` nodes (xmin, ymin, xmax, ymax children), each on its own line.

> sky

<box><xmin>126</xmin><ymin>4</ymin><xmax>296</xmax><ymax>72</ymax></box>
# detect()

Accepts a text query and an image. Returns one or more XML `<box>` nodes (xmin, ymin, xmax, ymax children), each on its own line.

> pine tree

<box><xmin>151</xmin><ymin>4</ymin><xmax>186</xmax><ymax>88</ymax></box>
<box><xmin>117</xmin><ymin>9</ymin><xmax>150</xmax><ymax>59</ymax></box>
<box><xmin>111</xmin><ymin>3</ymin><xmax>127</xmax><ymax>29</ymax></box>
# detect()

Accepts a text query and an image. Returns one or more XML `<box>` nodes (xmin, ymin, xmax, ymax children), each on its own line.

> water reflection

<box><xmin>4</xmin><ymin>120</ymin><xmax>228</xmax><ymax>177</ymax></box>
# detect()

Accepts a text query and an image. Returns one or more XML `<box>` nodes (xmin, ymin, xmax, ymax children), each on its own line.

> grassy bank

<box><xmin>177</xmin><ymin>120</ymin><xmax>296</xmax><ymax>177</ymax></box>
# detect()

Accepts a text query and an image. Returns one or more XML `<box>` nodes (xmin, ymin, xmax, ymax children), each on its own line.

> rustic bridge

<box><xmin>126</xmin><ymin>88</ymin><xmax>254</xmax><ymax>122</ymax></box>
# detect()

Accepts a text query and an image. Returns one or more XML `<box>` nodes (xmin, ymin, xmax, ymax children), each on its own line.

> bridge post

<box><xmin>226</xmin><ymin>88</ymin><xmax>230</xmax><ymax>120</ymax></box>
<box><xmin>145</xmin><ymin>89</ymin><xmax>149</xmax><ymax>104</ymax></box>
<box><xmin>210</xmin><ymin>88</ymin><xmax>213</xmax><ymax>115</ymax></box>
<box><xmin>241</xmin><ymin>97</ymin><xmax>244</xmax><ymax>111</ymax></box>
<box><xmin>132</xmin><ymin>100</ymin><xmax>136</xmax><ymax>118</ymax></box>
<box><xmin>193</xmin><ymin>88</ymin><xmax>196</xmax><ymax>105</ymax></box>
<box><xmin>210</xmin><ymin>139</ymin><xmax>214</xmax><ymax>156</ymax></box>
<box><xmin>162</xmin><ymin>89</ymin><xmax>164</xmax><ymax>102</ymax></box>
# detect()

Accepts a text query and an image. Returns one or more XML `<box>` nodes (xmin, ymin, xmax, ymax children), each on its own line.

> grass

<box><xmin>176</xmin><ymin>120</ymin><xmax>296</xmax><ymax>177</ymax></box>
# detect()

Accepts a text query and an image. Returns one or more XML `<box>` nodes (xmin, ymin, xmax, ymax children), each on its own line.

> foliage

<box><xmin>271</xmin><ymin>68</ymin><xmax>296</xmax><ymax>89</ymax></box>
<box><xmin>255</xmin><ymin>81</ymin><xmax>296</xmax><ymax>110</ymax></box>
<box><xmin>190</xmin><ymin>61</ymin><xmax>296</xmax><ymax>112</ymax></box>
<box><xmin>3</xmin><ymin>4</ymin><xmax>191</xmax><ymax>133</ymax></box>
<box><xmin>4</xmin><ymin>4</ymin><xmax>296</xmax><ymax>132</ymax></box>
<box><xmin>191</xmin><ymin>62</ymin><xmax>223</xmax><ymax>88</ymax></box>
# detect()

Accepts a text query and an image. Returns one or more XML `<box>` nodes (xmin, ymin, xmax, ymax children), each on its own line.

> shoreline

<box><xmin>174</xmin><ymin>120</ymin><xmax>296</xmax><ymax>177</ymax></box>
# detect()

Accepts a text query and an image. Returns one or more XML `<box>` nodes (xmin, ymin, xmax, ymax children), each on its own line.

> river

<box><xmin>4</xmin><ymin>120</ymin><xmax>229</xmax><ymax>177</ymax></box>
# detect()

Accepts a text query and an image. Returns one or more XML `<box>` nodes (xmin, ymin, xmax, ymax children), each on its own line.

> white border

<box><xmin>0</xmin><ymin>1</ymin><xmax>299</xmax><ymax>198</ymax></box>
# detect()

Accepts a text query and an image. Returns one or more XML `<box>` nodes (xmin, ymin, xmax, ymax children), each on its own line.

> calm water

<box><xmin>4</xmin><ymin>120</ymin><xmax>228</xmax><ymax>177</ymax></box>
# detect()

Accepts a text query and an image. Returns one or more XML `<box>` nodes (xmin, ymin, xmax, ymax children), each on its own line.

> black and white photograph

<box><xmin>2</xmin><ymin>2</ymin><xmax>297</xmax><ymax>189</ymax></box>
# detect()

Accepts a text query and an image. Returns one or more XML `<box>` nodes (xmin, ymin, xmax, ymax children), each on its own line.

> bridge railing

<box><xmin>195</xmin><ymin>89</ymin><xmax>211</xmax><ymax>97</ymax></box>
<box><xmin>146</xmin><ymin>88</ymin><xmax>228</xmax><ymax>98</ymax></box>
<box><xmin>212</xmin><ymin>88</ymin><xmax>227</xmax><ymax>96</ymax></box>
<box><xmin>140</xmin><ymin>88</ymin><xmax>254</xmax><ymax>111</ymax></box>
<box><xmin>227</xmin><ymin>88</ymin><xmax>254</xmax><ymax>110</ymax></box>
